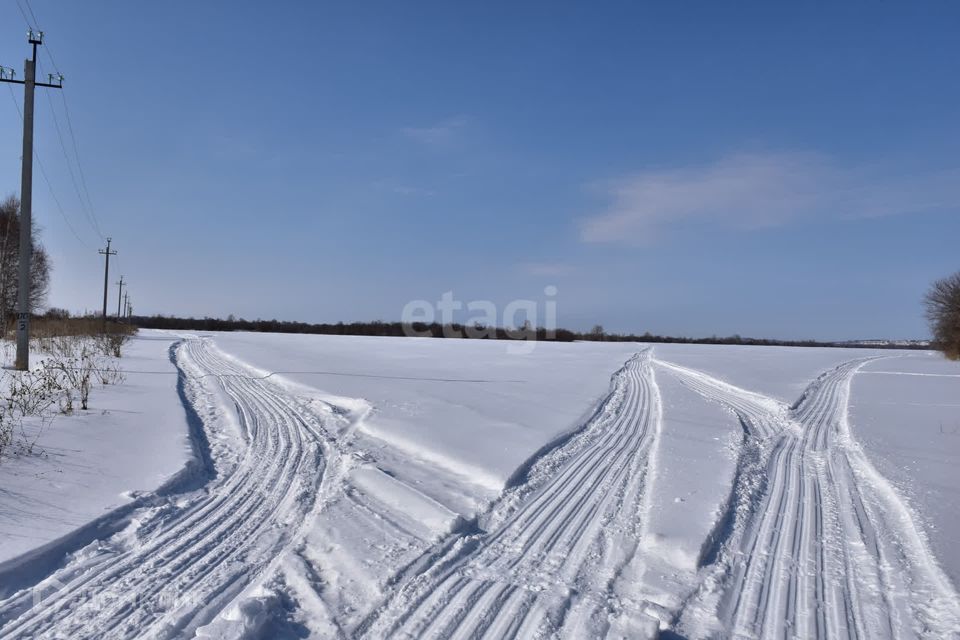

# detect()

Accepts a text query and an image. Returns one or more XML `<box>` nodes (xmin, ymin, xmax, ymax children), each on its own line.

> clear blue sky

<box><xmin>1</xmin><ymin>1</ymin><xmax>958</xmax><ymax>340</ymax></box>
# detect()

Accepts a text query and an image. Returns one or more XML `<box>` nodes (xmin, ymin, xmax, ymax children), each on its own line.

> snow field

<box><xmin>0</xmin><ymin>331</ymin><xmax>957</xmax><ymax>639</ymax></box>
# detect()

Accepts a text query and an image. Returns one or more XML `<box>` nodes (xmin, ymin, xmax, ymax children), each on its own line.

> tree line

<box><xmin>127</xmin><ymin>314</ymin><xmax>930</xmax><ymax>350</ymax></box>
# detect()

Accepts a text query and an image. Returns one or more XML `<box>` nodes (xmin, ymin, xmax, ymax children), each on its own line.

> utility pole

<box><xmin>99</xmin><ymin>238</ymin><xmax>116</xmax><ymax>321</ymax></box>
<box><xmin>116</xmin><ymin>276</ymin><xmax>125</xmax><ymax>318</ymax></box>
<box><xmin>1</xmin><ymin>30</ymin><xmax>64</xmax><ymax>370</ymax></box>
<box><xmin>123</xmin><ymin>291</ymin><xmax>130</xmax><ymax>320</ymax></box>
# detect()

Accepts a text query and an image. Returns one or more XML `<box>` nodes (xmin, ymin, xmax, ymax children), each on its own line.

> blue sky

<box><xmin>1</xmin><ymin>1</ymin><xmax>958</xmax><ymax>340</ymax></box>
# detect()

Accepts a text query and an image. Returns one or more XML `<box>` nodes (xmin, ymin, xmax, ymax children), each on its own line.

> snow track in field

<box><xmin>0</xmin><ymin>337</ymin><xmax>339</xmax><ymax>640</ymax></box>
<box><xmin>658</xmin><ymin>357</ymin><xmax>960</xmax><ymax>639</ymax></box>
<box><xmin>358</xmin><ymin>350</ymin><xmax>662</xmax><ymax>639</ymax></box>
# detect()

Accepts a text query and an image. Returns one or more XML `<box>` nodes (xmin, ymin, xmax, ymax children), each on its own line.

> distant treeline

<box><xmin>128</xmin><ymin>314</ymin><xmax>928</xmax><ymax>350</ymax></box>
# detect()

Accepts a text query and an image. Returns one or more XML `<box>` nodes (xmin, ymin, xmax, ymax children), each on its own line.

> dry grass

<box><xmin>27</xmin><ymin>317</ymin><xmax>136</xmax><ymax>340</ymax></box>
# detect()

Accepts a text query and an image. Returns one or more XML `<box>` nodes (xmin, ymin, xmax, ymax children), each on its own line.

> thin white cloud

<box><xmin>401</xmin><ymin>115</ymin><xmax>468</xmax><ymax>146</ymax></box>
<box><xmin>581</xmin><ymin>152</ymin><xmax>960</xmax><ymax>244</ymax></box>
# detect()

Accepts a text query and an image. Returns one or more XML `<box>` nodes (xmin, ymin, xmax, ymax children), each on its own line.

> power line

<box><xmin>56</xmin><ymin>91</ymin><xmax>102</xmax><ymax>238</ymax></box>
<box><xmin>13</xmin><ymin>0</ymin><xmax>32</xmax><ymax>28</ymax></box>
<box><xmin>6</xmin><ymin>83</ymin><xmax>89</xmax><ymax>247</ymax></box>
<box><xmin>20</xmin><ymin>0</ymin><xmax>40</xmax><ymax>30</ymax></box>
<box><xmin>13</xmin><ymin>0</ymin><xmax>105</xmax><ymax>240</ymax></box>
<box><xmin>43</xmin><ymin>89</ymin><xmax>102</xmax><ymax>238</ymax></box>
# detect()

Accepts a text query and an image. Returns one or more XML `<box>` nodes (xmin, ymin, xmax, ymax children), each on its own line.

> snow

<box><xmin>0</xmin><ymin>331</ymin><xmax>957</xmax><ymax>638</ymax></box>
<box><xmin>653</xmin><ymin>342</ymin><xmax>889</xmax><ymax>401</ymax></box>
<box><xmin>350</xmin><ymin>464</ymin><xmax>462</xmax><ymax>539</ymax></box>
<box><xmin>0</xmin><ymin>332</ymin><xmax>192</xmax><ymax>584</ymax></box>
<box><xmin>850</xmin><ymin>353</ymin><xmax>960</xmax><ymax>585</ymax></box>
<box><xmin>208</xmin><ymin>331</ymin><xmax>639</xmax><ymax>493</ymax></box>
<box><xmin>635</xmin><ymin>371</ymin><xmax>741</xmax><ymax>612</ymax></box>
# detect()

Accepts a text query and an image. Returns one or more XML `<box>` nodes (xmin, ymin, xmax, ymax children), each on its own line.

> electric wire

<box><xmin>43</xmin><ymin>90</ymin><xmax>102</xmax><ymax>239</ymax></box>
<box><xmin>12</xmin><ymin>0</ymin><xmax>106</xmax><ymax>240</ymax></box>
<box><xmin>7</xmin><ymin>83</ymin><xmax>89</xmax><ymax>247</ymax></box>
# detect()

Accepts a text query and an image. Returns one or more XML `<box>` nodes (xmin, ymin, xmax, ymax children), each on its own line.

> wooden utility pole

<box><xmin>1</xmin><ymin>30</ymin><xmax>64</xmax><ymax>370</ymax></box>
<box><xmin>116</xmin><ymin>276</ymin><xmax>125</xmax><ymax>318</ymax></box>
<box><xmin>99</xmin><ymin>238</ymin><xmax>116</xmax><ymax>320</ymax></box>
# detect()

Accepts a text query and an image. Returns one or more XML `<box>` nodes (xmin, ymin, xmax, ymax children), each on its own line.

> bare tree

<box><xmin>924</xmin><ymin>271</ymin><xmax>960</xmax><ymax>360</ymax></box>
<box><xmin>0</xmin><ymin>196</ymin><xmax>52</xmax><ymax>334</ymax></box>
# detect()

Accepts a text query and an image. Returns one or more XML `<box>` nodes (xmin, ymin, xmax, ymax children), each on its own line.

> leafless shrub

<box><xmin>0</xmin><ymin>398</ymin><xmax>10</xmax><ymax>459</ymax></box>
<box><xmin>7</xmin><ymin>361</ymin><xmax>64</xmax><ymax>415</ymax></box>
<box><xmin>95</xmin><ymin>331</ymin><xmax>131</xmax><ymax>359</ymax></box>
<box><xmin>45</xmin><ymin>340</ymin><xmax>97</xmax><ymax>412</ymax></box>
<box><xmin>1</xmin><ymin>323</ymin><xmax>134</xmax><ymax>461</ymax></box>
<box><xmin>0</xmin><ymin>366</ymin><xmax>62</xmax><ymax>460</ymax></box>
<box><xmin>94</xmin><ymin>358</ymin><xmax>125</xmax><ymax>386</ymax></box>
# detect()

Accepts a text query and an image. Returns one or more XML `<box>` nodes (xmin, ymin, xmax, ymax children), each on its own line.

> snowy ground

<box><xmin>0</xmin><ymin>330</ymin><xmax>957</xmax><ymax>639</ymax></box>
<box><xmin>0</xmin><ymin>334</ymin><xmax>192</xmax><ymax>572</ymax></box>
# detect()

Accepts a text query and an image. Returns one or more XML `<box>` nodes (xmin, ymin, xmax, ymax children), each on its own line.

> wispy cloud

<box><xmin>401</xmin><ymin>115</ymin><xmax>468</xmax><ymax>146</ymax></box>
<box><xmin>581</xmin><ymin>152</ymin><xmax>960</xmax><ymax>244</ymax></box>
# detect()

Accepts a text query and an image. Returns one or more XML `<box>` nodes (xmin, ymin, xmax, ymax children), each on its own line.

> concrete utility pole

<box><xmin>116</xmin><ymin>276</ymin><xmax>125</xmax><ymax>318</ymax></box>
<box><xmin>123</xmin><ymin>291</ymin><xmax>130</xmax><ymax>320</ymax></box>
<box><xmin>1</xmin><ymin>30</ymin><xmax>64</xmax><ymax>370</ymax></box>
<box><xmin>99</xmin><ymin>237</ymin><xmax>116</xmax><ymax>320</ymax></box>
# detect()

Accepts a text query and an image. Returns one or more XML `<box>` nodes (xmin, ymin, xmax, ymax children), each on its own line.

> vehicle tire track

<box><xmin>0</xmin><ymin>337</ymin><xmax>338</xmax><ymax>640</ymax></box>
<box><xmin>357</xmin><ymin>350</ymin><xmax>662</xmax><ymax>639</ymax></box>
<box><xmin>659</xmin><ymin>358</ymin><xmax>960</xmax><ymax>639</ymax></box>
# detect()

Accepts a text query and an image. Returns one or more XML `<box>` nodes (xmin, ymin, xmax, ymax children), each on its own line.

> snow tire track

<box><xmin>659</xmin><ymin>358</ymin><xmax>960</xmax><ymax>639</ymax></box>
<box><xmin>0</xmin><ymin>337</ymin><xmax>337</xmax><ymax>640</ymax></box>
<box><xmin>358</xmin><ymin>350</ymin><xmax>662</xmax><ymax>639</ymax></box>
